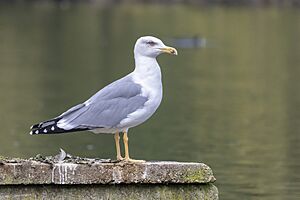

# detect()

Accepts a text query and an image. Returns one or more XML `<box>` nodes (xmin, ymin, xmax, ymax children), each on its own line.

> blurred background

<box><xmin>0</xmin><ymin>0</ymin><xmax>300</xmax><ymax>199</ymax></box>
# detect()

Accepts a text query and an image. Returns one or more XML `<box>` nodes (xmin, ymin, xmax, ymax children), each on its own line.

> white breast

<box><xmin>118</xmin><ymin>58</ymin><xmax>163</xmax><ymax>130</ymax></box>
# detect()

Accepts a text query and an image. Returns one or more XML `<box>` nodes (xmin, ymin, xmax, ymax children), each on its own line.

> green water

<box><xmin>0</xmin><ymin>3</ymin><xmax>300</xmax><ymax>199</ymax></box>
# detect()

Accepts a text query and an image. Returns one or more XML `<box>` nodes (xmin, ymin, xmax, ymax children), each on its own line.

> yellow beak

<box><xmin>159</xmin><ymin>46</ymin><xmax>178</xmax><ymax>55</ymax></box>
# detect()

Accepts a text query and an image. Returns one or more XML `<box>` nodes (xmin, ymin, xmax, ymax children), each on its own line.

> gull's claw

<box><xmin>117</xmin><ymin>156</ymin><xmax>124</xmax><ymax>161</ymax></box>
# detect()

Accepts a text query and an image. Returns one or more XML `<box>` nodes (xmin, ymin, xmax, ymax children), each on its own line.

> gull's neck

<box><xmin>132</xmin><ymin>54</ymin><xmax>163</xmax><ymax>102</ymax></box>
<box><xmin>133</xmin><ymin>55</ymin><xmax>161</xmax><ymax>80</ymax></box>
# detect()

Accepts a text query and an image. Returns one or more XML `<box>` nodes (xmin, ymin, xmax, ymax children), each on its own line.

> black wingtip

<box><xmin>30</xmin><ymin>122</ymin><xmax>89</xmax><ymax>135</ymax></box>
<box><xmin>29</xmin><ymin>129</ymin><xmax>41</xmax><ymax>135</ymax></box>
<box><xmin>29</xmin><ymin>118</ymin><xmax>61</xmax><ymax>135</ymax></box>
<box><xmin>30</xmin><ymin>123</ymin><xmax>40</xmax><ymax>130</ymax></box>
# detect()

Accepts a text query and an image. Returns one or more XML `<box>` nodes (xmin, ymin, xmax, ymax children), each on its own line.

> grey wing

<box><xmin>57</xmin><ymin>75</ymin><xmax>148</xmax><ymax>130</ymax></box>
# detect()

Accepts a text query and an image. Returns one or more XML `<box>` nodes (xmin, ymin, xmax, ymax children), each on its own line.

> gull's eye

<box><xmin>146</xmin><ymin>41</ymin><xmax>157</xmax><ymax>46</ymax></box>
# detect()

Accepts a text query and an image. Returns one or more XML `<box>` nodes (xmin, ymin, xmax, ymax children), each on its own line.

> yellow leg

<box><xmin>114</xmin><ymin>132</ymin><xmax>123</xmax><ymax>161</ymax></box>
<box><xmin>123</xmin><ymin>131</ymin><xmax>145</xmax><ymax>163</ymax></box>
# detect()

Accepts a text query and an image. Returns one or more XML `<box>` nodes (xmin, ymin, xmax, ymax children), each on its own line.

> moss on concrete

<box><xmin>184</xmin><ymin>166</ymin><xmax>215</xmax><ymax>183</ymax></box>
<box><xmin>185</xmin><ymin>169</ymin><xmax>204</xmax><ymax>182</ymax></box>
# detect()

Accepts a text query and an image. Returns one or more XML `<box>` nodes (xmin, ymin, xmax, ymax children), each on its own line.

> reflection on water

<box><xmin>0</xmin><ymin>3</ymin><xmax>300</xmax><ymax>199</ymax></box>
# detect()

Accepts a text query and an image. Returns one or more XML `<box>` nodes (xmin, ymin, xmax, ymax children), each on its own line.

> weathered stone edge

<box><xmin>0</xmin><ymin>160</ymin><xmax>216</xmax><ymax>185</ymax></box>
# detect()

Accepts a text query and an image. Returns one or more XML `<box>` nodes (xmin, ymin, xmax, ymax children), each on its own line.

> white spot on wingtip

<box><xmin>35</xmin><ymin>130</ymin><xmax>39</xmax><ymax>134</ymax></box>
<box><xmin>30</xmin><ymin>125</ymin><xmax>33</xmax><ymax>129</ymax></box>
<box><xmin>29</xmin><ymin>131</ymin><xmax>33</xmax><ymax>135</ymax></box>
<box><xmin>51</xmin><ymin>126</ymin><xmax>55</xmax><ymax>131</ymax></box>
<box><xmin>43</xmin><ymin>129</ymin><xmax>48</xmax><ymax>133</ymax></box>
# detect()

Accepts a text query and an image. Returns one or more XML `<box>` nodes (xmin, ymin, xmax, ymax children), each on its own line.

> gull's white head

<box><xmin>134</xmin><ymin>36</ymin><xmax>178</xmax><ymax>58</ymax></box>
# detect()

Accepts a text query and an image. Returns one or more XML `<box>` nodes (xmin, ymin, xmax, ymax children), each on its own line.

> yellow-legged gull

<box><xmin>30</xmin><ymin>36</ymin><xmax>178</xmax><ymax>162</ymax></box>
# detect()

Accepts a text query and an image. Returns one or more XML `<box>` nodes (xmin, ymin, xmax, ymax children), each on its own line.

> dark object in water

<box><xmin>168</xmin><ymin>36</ymin><xmax>211</xmax><ymax>49</ymax></box>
